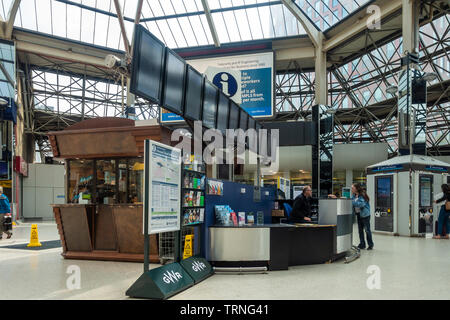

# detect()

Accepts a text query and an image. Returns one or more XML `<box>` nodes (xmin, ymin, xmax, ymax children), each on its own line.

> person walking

<box><xmin>433</xmin><ymin>184</ymin><xmax>450</xmax><ymax>239</ymax></box>
<box><xmin>0</xmin><ymin>186</ymin><xmax>12</xmax><ymax>239</ymax></box>
<box><xmin>352</xmin><ymin>183</ymin><xmax>374</xmax><ymax>250</ymax></box>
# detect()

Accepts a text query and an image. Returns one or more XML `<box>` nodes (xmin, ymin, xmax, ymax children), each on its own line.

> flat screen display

<box><xmin>239</xmin><ymin>109</ymin><xmax>248</xmax><ymax>131</ymax></box>
<box><xmin>202</xmin><ymin>81</ymin><xmax>218</xmax><ymax>129</ymax></box>
<box><xmin>376</xmin><ymin>177</ymin><xmax>392</xmax><ymax>208</ymax></box>
<box><xmin>247</xmin><ymin>117</ymin><xmax>257</xmax><ymax>152</ymax></box>
<box><xmin>228</xmin><ymin>101</ymin><xmax>240</xmax><ymax>129</ymax></box>
<box><xmin>248</xmin><ymin>117</ymin><xmax>256</xmax><ymax>131</ymax></box>
<box><xmin>130</xmin><ymin>25</ymin><xmax>166</xmax><ymax>105</ymax></box>
<box><xmin>419</xmin><ymin>176</ymin><xmax>432</xmax><ymax>207</ymax></box>
<box><xmin>184</xmin><ymin>65</ymin><xmax>204</xmax><ymax>121</ymax></box>
<box><xmin>162</xmin><ymin>48</ymin><xmax>186</xmax><ymax>115</ymax></box>
<box><xmin>216</xmin><ymin>91</ymin><xmax>229</xmax><ymax>133</ymax></box>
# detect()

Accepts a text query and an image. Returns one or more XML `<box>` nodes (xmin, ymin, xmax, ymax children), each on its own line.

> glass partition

<box><xmin>128</xmin><ymin>158</ymin><xmax>144</xmax><ymax>204</ymax></box>
<box><xmin>96</xmin><ymin>160</ymin><xmax>117</xmax><ymax>204</ymax></box>
<box><xmin>68</xmin><ymin>160</ymin><xmax>94</xmax><ymax>204</ymax></box>
<box><xmin>118</xmin><ymin>159</ymin><xmax>128</xmax><ymax>203</ymax></box>
<box><xmin>67</xmin><ymin>157</ymin><xmax>144</xmax><ymax>205</ymax></box>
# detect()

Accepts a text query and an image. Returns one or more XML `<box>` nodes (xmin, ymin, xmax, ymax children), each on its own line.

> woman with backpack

<box><xmin>0</xmin><ymin>186</ymin><xmax>12</xmax><ymax>240</ymax></box>
<box><xmin>352</xmin><ymin>183</ymin><xmax>374</xmax><ymax>250</ymax></box>
<box><xmin>433</xmin><ymin>184</ymin><xmax>450</xmax><ymax>239</ymax></box>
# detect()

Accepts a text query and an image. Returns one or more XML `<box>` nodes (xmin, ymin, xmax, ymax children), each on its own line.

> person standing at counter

<box><xmin>291</xmin><ymin>186</ymin><xmax>312</xmax><ymax>223</ymax></box>
<box><xmin>433</xmin><ymin>184</ymin><xmax>450</xmax><ymax>239</ymax></box>
<box><xmin>352</xmin><ymin>183</ymin><xmax>373</xmax><ymax>250</ymax></box>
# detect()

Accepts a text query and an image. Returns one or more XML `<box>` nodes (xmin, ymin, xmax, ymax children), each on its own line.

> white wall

<box><xmin>333</xmin><ymin>143</ymin><xmax>389</xmax><ymax>170</ymax></box>
<box><xmin>245</xmin><ymin>143</ymin><xmax>389</xmax><ymax>173</ymax></box>
<box><xmin>23</xmin><ymin>163</ymin><xmax>65</xmax><ymax>220</ymax></box>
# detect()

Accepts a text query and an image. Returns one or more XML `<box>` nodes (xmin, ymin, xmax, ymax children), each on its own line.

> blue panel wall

<box><xmin>201</xmin><ymin>180</ymin><xmax>276</xmax><ymax>260</ymax></box>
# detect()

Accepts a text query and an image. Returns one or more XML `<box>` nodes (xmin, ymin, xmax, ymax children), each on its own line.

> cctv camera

<box><xmin>105</xmin><ymin>55</ymin><xmax>122</xmax><ymax>68</ymax></box>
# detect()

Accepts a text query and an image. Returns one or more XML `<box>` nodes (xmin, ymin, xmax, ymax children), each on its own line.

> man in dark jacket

<box><xmin>290</xmin><ymin>186</ymin><xmax>312</xmax><ymax>223</ymax></box>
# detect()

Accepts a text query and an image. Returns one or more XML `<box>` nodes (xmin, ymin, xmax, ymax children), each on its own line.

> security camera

<box><xmin>105</xmin><ymin>54</ymin><xmax>122</xmax><ymax>68</ymax></box>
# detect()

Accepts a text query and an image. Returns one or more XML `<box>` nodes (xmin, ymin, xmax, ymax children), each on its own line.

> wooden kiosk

<box><xmin>48</xmin><ymin>117</ymin><xmax>174</xmax><ymax>262</ymax></box>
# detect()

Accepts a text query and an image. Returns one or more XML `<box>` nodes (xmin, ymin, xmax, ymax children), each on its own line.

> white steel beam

<box><xmin>201</xmin><ymin>0</ymin><xmax>221</xmax><ymax>47</ymax></box>
<box><xmin>280</xmin><ymin>0</ymin><xmax>321</xmax><ymax>48</ymax></box>
<box><xmin>280</xmin><ymin>0</ymin><xmax>327</xmax><ymax>105</ymax></box>
<box><xmin>323</xmin><ymin>0</ymin><xmax>402</xmax><ymax>52</ymax></box>
<box><xmin>3</xmin><ymin>0</ymin><xmax>21</xmax><ymax>39</ymax></box>
<box><xmin>134</xmin><ymin>0</ymin><xmax>144</xmax><ymax>25</ymax></box>
<box><xmin>402</xmin><ymin>0</ymin><xmax>419</xmax><ymax>55</ymax></box>
<box><xmin>113</xmin><ymin>0</ymin><xmax>131</xmax><ymax>54</ymax></box>
<box><xmin>16</xmin><ymin>41</ymin><xmax>108</xmax><ymax>68</ymax></box>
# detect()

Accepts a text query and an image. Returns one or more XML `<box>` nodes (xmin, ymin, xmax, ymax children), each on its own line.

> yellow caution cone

<box><xmin>183</xmin><ymin>234</ymin><xmax>194</xmax><ymax>260</ymax></box>
<box><xmin>27</xmin><ymin>224</ymin><xmax>42</xmax><ymax>247</ymax></box>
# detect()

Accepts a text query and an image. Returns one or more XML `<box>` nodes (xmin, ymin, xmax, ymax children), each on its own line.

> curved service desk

<box><xmin>209</xmin><ymin>224</ymin><xmax>337</xmax><ymax>271</ymax></box>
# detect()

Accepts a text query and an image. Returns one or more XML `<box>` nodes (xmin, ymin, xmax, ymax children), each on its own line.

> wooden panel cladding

<box><xmin>59</xmin><ymin>206</ymin><xmax>93</xmax><ymax>252</ymax></box>
<box><xmin>134</xmin><ymin>126</ymin><xmax>186</xmax><ymax>154</ymax></box>
<box><xmin>53</xmin><ymin>207</ymin><xmax>67</xmax><ymax>253</ymax></box>
<box><xmin>63</xmin><ymin>251</ymin><xmax>160</xmax><ymax>263</ymax></box>
<box><xmin>48</xmin><ymin>118</ymin><xmax>174</xmax><ymax>158</ymax></box>
<box><xmin>53</xmin><ymin>204</ymin><xmax>159</xmax><ymax>262</ymax></box>
<box><xmin>48</xmin><ymin>135</ymin><xmax>60</xmax><ymax>157</ymax></box>
<box><xmin>64</xmin><ymin>117</ymin><xmax>135</xmax><ymax>131</ymax></box>
<box><xmin>57</xmin><ymin>132</ymin><xmax>139</xmax><ymax>158</ymax></box>
<box><xmin>111</xmin><ymin>205</ymin><xmax>158</xmax><ymax>256</ymax></box>
<box><xmin>94</xmin><ymin>205</ymin><xmax>118</xmax><ymax>251</ymax></box>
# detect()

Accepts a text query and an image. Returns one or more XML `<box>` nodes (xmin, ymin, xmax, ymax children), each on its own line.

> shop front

<box><xmin>48</xmin><ymin>117</ymin><xmax>173</xmax><ymax>262</ymax></box>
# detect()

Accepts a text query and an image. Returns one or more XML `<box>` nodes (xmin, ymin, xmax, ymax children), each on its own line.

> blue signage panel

<box><xmin>371</xmin><ymin>164</ymin><xmax>404</xmax><ymax>172</ymax></box>
<box><xmin>241</xmin><ymin>68</ymin><xmax>272</xmax><ymax>118</ymax></box>
<box><xmin>161</xmin><ymin>109</ymin><xmax>184</xmax><ymax>123</ymax></box>
<box><xmin>161</xmin><ymin>51</ymin><xmax>274</xmax><ymax>123</ymax></box>
<box><xmin>425</xmin><ymin>165</ymin><xmax>448</xmax><ymax>172</ymax></box>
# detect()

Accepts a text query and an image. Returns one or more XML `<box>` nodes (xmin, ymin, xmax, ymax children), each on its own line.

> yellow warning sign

<box><xmin>183</xmin><ymin>234</ymin><xmax>194</xmax><ymax>260</ymax></box>
<box><xmin>27</xmin><ymin>224</ymin><xmax>42</xmax><ymax>247</ymax></box>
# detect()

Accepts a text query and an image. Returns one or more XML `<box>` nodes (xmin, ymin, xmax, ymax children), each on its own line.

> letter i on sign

<box><xmin>220</xmin><ymin>73</ymin><xmax>229</xmax><ymax>95</ymax></box>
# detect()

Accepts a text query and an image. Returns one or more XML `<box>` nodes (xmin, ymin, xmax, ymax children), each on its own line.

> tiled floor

<box><xmin>1</xmin><ymin>222</ymin><xmax>449</xmax><ymax>300</ymax></box>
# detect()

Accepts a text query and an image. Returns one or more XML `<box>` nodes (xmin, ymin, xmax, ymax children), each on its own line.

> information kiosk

<box><xmin>367</xmin><ymin>155</ymin><xmax>449</xmax><ymax>236</ymax></box>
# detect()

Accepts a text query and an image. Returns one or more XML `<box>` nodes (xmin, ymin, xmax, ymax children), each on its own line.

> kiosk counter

<box><xmin>48</xmin><ymin>117</ymin><xmax>174</xmax><ymax>263</ymax></box>
<box><xmin>209</xmin><ymin>223</ymin><xmax>336</xmax><ymax>270</ymax></box>
<box><xmin>203</xmin><ymin>180</ymin><xmax>348</xmax><ymax>270</ymax></box>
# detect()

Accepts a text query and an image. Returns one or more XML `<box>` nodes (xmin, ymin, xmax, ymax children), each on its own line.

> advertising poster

<box><xmin>160</xmin><ymin>108</ymin><xmax>184</xmax><ymax>123</ymax></box>
<box><xmin>144</xmin><ymin>140</ymin><xmax>181</xmax><ymax>234</ymax></box>
<box><xmin>160</xmin><ymin>51</ymin><xmax>274</xmax><ymax>123</ymax></box>
<box><xmin>207</xmin><ymin>179</ymin><xmax>224</xmax><ymax>196</ymax></box>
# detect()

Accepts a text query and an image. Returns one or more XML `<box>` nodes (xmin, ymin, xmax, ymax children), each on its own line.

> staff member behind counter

<box><xmin>290</xmin><ymin>185</ymin><xmax>313</xmax><ymax>223</ymax></box>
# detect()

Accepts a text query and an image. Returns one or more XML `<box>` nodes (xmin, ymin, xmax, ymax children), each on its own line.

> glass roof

<box><xmin>294</xmin><ymin>0</ymin><xmax>372</xmax><ymax>31</ymax></box>
<box><xmin>0</xmin><ymin>41</ymin><xmax>15</xmax><ymax>99</ymax></box>
<box><xmin>9</xmin><ymin>0</ymin><xmax>311</xmax><ymax>51</ymax></box>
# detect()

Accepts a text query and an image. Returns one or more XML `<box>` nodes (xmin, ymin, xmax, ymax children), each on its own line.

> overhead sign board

<box><xmin>161</xmin><ymin>51</ymin><xmax>274</xmax><ymax>123</ymax></box>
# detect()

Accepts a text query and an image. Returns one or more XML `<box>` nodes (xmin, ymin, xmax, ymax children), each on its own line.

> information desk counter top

<box><xmin>51</xmin><ymin>203</ymin><xmax>143</xmax><ymax>207</ymax></box>
<box><xmin>209</xmin><ymin>223</ymin><xmax>337</xmax><ymax>270</ymax></box>
<box><xmin>209</xmin><ymin>223</ymin><xmax>335</xmax><ymax>228</ymax></box>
